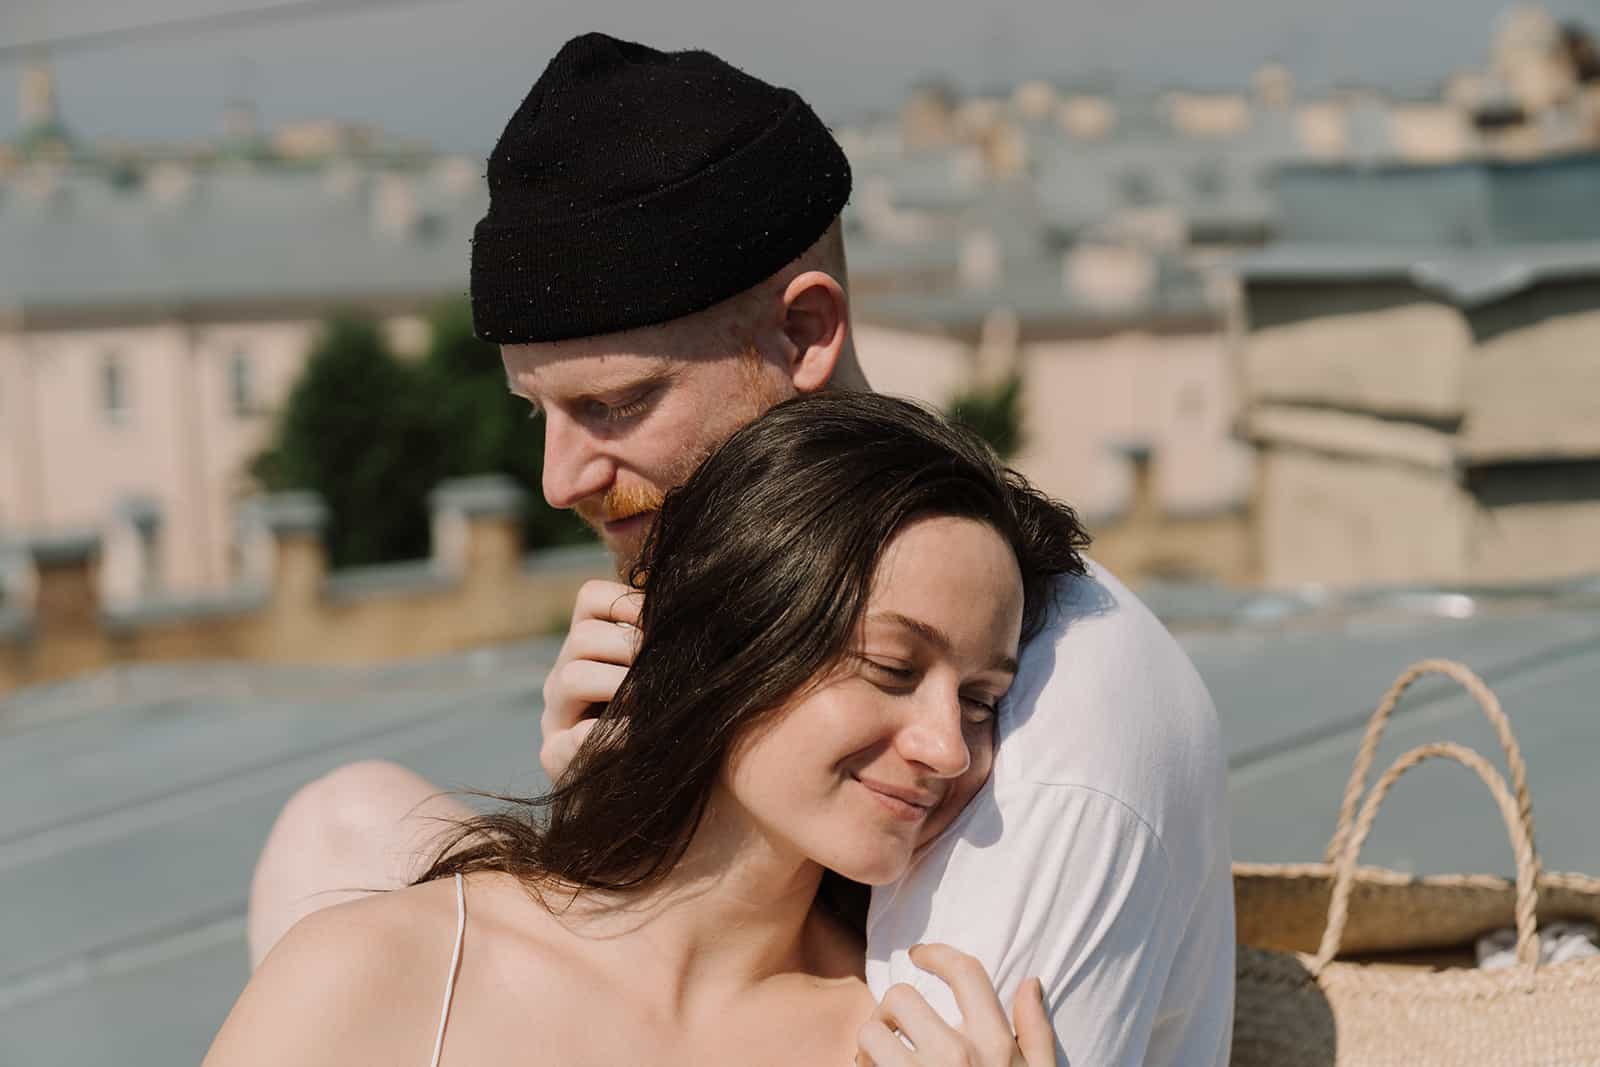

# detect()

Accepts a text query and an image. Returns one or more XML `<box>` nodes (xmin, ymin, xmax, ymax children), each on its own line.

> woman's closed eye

<box><xmin>959</xmin><ymin>691</ymin><xmax>1000</xmax><ymax>723</ymax></box>
<box><xmin>858</xmin><ymin>656</ymin><xmax>918</xmax><ymax>687</ymax></box>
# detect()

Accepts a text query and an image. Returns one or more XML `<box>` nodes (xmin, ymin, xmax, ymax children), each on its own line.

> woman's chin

<box><xmin>825</xmin><ymin>845</ymin><xmax>915</xmax><ymax>886</ymax></box>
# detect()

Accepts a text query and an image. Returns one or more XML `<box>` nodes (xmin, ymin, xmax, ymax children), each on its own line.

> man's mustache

<box><xmin>579</xmin><ymin>483</ymin><xmax>665</xmax><ymax>527</ymax></box>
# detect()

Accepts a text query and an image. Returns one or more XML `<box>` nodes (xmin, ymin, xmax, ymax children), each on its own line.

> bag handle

<box><xmin>1311</xmin><ymin>740</ymin><xmax>1542</xmax><ymax>980</ymax></box>
<box><xmin>1325</xmin><ymin>659</ymin><xmax>1533</xmax><ymax>866</ymax></box>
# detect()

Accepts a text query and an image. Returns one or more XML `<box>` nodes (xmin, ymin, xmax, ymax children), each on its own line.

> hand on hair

<box><xmin>539</xmin><ymin>579</ymin><xmax>642</xmax><ymax>781</ymax></box>
<box><xmin>856</xmin><ymin>944</ymin><xmax>1053</xmax><ymax>1067</ymax></box>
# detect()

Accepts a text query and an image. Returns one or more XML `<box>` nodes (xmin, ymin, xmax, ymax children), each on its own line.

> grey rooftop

<box><xmin>1</xmin><ymin>162</ymin><xmax>484</xmax><ymax>315</ymax></box>
<box><xmin>1237</xmin><ymin>240</ymin><xmax>1600</xmax><ymax>307</ymax></box>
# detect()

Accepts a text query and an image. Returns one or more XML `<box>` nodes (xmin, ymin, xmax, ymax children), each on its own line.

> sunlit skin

<box><xmin>723</xmin><ymin>514</ymin><xmax>1025</xmax><ymax>886</ymax></box>
<box><xmin>501</xmin><ymin>261</ymin><xmax>853</xmax><ymax>571</ymax></box>
<box><xmin>505</xmin><ymin>343</ymin><xmax>791</xmax><ymax>569</ymax></box>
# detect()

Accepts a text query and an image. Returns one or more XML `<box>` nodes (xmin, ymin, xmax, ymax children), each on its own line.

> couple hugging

<box><xmin>206</xmin><ymin>33</ymin><xmax>1233</xmax><ymax>1067</ymax></box>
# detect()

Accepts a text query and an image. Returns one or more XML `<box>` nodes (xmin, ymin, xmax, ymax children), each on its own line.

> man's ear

<box><xmin>779</xmin><ymin>270</ymin><xmax>848</xmax><ymax>394</ymax></box>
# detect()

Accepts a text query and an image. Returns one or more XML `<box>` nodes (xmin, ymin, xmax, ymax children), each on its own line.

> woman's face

<box><xmin>723</xmin><ymin>514</ymin><xmax>1025</xmax><ymax>885</ymax></box>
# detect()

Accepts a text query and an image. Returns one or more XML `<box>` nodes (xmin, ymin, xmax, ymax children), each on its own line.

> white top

<box><xmin>430</xmin><ymin>873</ymin><xmax>466</xmax><ymax>1067</ymax></box>
<box><xmin>866</xmin><ymin>562</ymin><xmax>1235</xmax><ymax>1066</ymax></box>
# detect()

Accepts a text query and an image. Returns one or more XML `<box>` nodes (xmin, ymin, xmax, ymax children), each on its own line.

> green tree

<box><xmin>252</xmin><ymin>315</ymin><xmax>448</xmax><ymax>568</ymax></box>
<box><xmin>253</xmin><ymin>305</ymin><xmax>595</xmax><ymax>572</ymax></box>
<box><xmin>419</xmin><ymin>302</ymin><xmax>592</xmax><ymax>550</ymax></box>
<box><xmin>946</xmin><ymin>373</ymin><xmax>1025</xmax><ymax>460</ymax></box>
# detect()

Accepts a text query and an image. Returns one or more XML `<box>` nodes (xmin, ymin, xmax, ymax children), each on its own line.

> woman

<box><xmin>205</xmin><ymin>392</ymin><xmax>1091</xmax><ymax>1066</ymax></box>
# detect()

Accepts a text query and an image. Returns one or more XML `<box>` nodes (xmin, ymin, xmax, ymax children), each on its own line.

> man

<box><xmin>249</xmin><ymin>33</ymin><xmax>1233</xmax><ymax>1064</ymax></box>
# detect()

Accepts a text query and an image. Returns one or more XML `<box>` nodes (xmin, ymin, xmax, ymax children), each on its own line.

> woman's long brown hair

<box><xmin>415</xmin><ymin>392</ymin><xmax>1090</xmax><ymax>909</ymax></box>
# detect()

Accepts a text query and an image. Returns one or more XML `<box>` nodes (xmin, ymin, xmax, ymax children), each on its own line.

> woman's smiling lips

<box><xmin>853</xmin><ymin>775</ymin><xmax>940</xmax><ymax>821</ymax></box>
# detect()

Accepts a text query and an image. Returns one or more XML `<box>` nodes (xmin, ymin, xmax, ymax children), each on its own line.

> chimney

<box><xmin>19</xmin><ymin>51</ymin><xmax>58</xmax><ymax>129</ymax></box>
<box><xmin>99</xmin><ymin>496</ymin><xmax>162</xmax><ymax>609</ymax></box>
<box><xmin>236</xmin><ymin>492</ymin><xmax>328</xmax><ymax>611</ymax></box>
<box><xmin>1063</xmin><ymin>242</ymin><xmax>1155</xmax><ymax>311</ymax></box>
<box><xmin>428</xmin><ymin>476</ymin><xmax>528</xmax><ymax>585</ymax></box>
<box><xmin>26</xmin><ymin>530</ymin><xmax>101</xmax><ymax>636</ymax></box>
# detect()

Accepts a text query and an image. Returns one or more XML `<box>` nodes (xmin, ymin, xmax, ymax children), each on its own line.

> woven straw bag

<box><xmin>1232</xmin><ymin>659</ymin><xmax>1600</xmax><ymax>1066</ymax></box>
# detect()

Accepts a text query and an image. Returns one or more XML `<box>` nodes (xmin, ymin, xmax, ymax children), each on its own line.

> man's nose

<box><xmin>541</xmin><ymin>412</ymin><xmax>616</xmax><ymax>510</ymax></box>
<box><xmin>896</xmin><ymin>690</ymin><xmax>972</xmax><ymax>779</ymax></box>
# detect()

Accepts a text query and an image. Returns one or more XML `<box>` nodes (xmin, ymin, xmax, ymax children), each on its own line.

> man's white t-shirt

<box><xmin>865</xmin><ymin>562</ymin><xmax>1234</xmax><ymax>1065</ymax></box>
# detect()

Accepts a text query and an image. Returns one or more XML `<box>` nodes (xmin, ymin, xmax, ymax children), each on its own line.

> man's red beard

<box><xmin>574</xmin><ymin>347</ymin><xmax>791</xmax><ymax>572</ymax></box>
<box><xmin>575</xmin><ymin>482</ymin><xmax>666</xmax><ymax>532</ymax></box>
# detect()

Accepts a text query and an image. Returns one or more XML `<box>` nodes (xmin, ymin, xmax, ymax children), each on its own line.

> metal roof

<box><xmin>1237</xmin><ymin>240</ymin><xmax>1600</xmax><ymax>307</ymax></box>
<box><xmin>1272</xmin><ymin>152</ymin><xmax>1600</xmax><ymax>248</ymax></box>
<box><xmin>0</xmin><ymin>162</ymin><xmax>484</xmax><ymax>314</ymax></box>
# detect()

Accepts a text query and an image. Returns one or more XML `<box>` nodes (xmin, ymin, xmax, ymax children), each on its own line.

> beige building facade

<box><xmin>0</xmin><ymin>311</ymin><xmax>429</xmax><ymax>596</ymax></box>
<box><xmin>1240</xmin><ymin>258</ymin><xmax>1600</xmax><ymax>588</ymax></box>
<box><xmin>855</xmin><ymin>277</ymin><xmax>1255</xmax><ymax>585</ymax></box>
<box><xmin>0</xmin><ymin>158</ymin><xmax>486</xmax><ymax>598</ymax></box>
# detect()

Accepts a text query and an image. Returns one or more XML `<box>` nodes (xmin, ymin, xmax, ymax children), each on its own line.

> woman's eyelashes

<box><xmin>856</xmin><ymin>655</ymin><xmax>917</xmax><ymax>689</ymax></box>
<box><xmin>853</xmin><ymin>654</ymin><xmax>1002</xmax><ymax>721</ymax></box>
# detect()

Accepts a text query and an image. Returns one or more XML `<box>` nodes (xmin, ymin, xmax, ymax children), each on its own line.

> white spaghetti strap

<box><xmin>429</xmin><ymin>873</ymin><xmax>466</xmax><ymax>1067</ymax></box>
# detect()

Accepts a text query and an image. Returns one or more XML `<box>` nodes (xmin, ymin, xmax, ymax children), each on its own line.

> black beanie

<box><xmin>470</xmin><ymin>33</ymin><xmax>852</xmax><ymax>344</ymax></box>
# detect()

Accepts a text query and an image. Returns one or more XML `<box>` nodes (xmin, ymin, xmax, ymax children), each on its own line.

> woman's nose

<box><xmin>896</xmin><ymin>692</ymin><xmax>972</xmax><ymax>778</ymax></box>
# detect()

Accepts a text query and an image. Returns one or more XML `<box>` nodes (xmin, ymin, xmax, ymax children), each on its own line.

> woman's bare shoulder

<box><xmin>203</xmin><ymin>878</ymin><xmax>464</xmax><ymax>1067</ymax></box>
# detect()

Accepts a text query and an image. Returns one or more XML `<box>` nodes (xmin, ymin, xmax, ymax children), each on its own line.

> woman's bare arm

<box><xmin>205</xmin><ymin>889</ymin><xmax>446</xmax><ymax>1067</ymax></box>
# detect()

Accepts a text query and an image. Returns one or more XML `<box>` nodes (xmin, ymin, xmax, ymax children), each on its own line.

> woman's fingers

<box><xmin>907</xmin><ymin>943</ymin><xmax>1014</xmax><ymax>1055</ymax></box>
<box><xmin>856</xmin><ymin>1019</ymin><xmax>917</xmax><ymax>1067</ymax></box>
<box><xmin>1011</xmin><ymin>978</ymin><xmax>1053</xmax><ymax>1067</ymax></box>
<box><xmin>875</xmin><ymin>983</ymin><xmax>967</xmax><ymax>1062</ymax></box>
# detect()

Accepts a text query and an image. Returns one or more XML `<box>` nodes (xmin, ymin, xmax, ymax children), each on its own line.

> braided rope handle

<box><xmin>1311</xmin><ymin>740</ymin><xmax>1543</xmax><ymax>978</ymax></box>
<box><xmin>1324</xmin><ymin>659</ymin><xmax>1533</xmax><ymax>866</ymax></box>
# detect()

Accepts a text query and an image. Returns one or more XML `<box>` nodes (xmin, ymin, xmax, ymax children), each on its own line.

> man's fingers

<box><xmin>573</xmin><ymin>579</ymin><xmax>643</xmax><ymax>627</ymax></box>
<box><xmin>565</xmin><ymin>617</ymin><xmax>641</xmax><ymax>667</ymax></box>
<box><xmin>541</xmin><ymin>660</ymin><xmax>629</xmax><ymax>733</ymax></box>
<box><xmin>539</xmin><ymin>718</ymin><xmax>598</xmax><ymax>782</ymax></box>
<box><xmin>907</xmin><ymin>943</ymin><xmax>1013</xmax><ymax>1051</ymax></box>
<box><xmin>1011</xmin><ymin>978</ymin><xmax>1053</xmax><ymax>1067</ymax></box>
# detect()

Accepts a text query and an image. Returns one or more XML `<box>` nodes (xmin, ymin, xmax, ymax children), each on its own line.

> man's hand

<box><xmin>540</xmin><ymin>579</ymin><xmax>643</xmax><ymax>781</ymax></box>
<box><xmin>857</xmin><ymin>944</ymin><xmax>1053</xmax><ymax>1067</ymax></box>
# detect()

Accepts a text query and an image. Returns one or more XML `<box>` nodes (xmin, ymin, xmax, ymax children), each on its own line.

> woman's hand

<box><xmin>856</xmin><ymin>944</ymin><xmax>1054</xmax><ymax>1066</ymax></box>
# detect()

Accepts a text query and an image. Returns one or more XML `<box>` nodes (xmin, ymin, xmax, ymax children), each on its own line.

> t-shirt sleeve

<box><xmin>867</xmin><ymin>567</ymin><xmax>1234</xmax><ymax>1066</ymax></box>
<box><xmin>869</xmin><ymin>781</ymin><xmax>1232</xmax><ymax>1066</ymax></box>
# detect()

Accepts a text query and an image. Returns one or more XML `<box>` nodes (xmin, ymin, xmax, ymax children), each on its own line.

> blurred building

<box><xmin>0</xmin><ymin>477</ymin><xmax>609</xmax><ymax>697</ymax></box>
<box><xmin>0</xmin><ymin>159</ymin><xmax>486</xmax><ymax>595</ymax></box>
<box><xmin>854</xmin><ymin>228</ymin><xmax>1254</xmax><ymax>585</ymax></box>
<box><xmin>1237</xmin><ymin>153</ymin><xmax>1600</xmax><ymax>588</ymax></box>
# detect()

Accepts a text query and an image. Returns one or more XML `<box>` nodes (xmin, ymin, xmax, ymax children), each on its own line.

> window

<box><xmin>101</xmin><ymin>352</ymin><xmax>129</xmax><ymax>423</ymax></box>
<box><xmin>228</xmin><ymin>348</ymin><xmax>255</xmax><ymax>416</ymax></box>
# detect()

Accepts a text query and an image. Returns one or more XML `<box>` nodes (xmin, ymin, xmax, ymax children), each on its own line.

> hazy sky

<box><xmin>4</xmin><ymin>0</ymin><xmax>1600</xmax><ymax>155</ymax></box>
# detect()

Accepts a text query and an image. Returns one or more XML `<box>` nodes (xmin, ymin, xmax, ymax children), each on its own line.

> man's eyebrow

<box><xmin>506</xmin><ymin>363</ymin><xmax>677</xmax><ymax>405</ymax></box>
<box><xmin>868</xmin><ymin>611</ymin><xmax>1019</xmax><ymax>675</ymax></box>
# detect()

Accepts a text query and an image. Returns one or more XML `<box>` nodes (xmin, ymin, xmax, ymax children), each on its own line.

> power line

<box><xmin>0</xmin><ymin>0</ymin><xmax>452</xmax><ymax>64</ymax></box>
